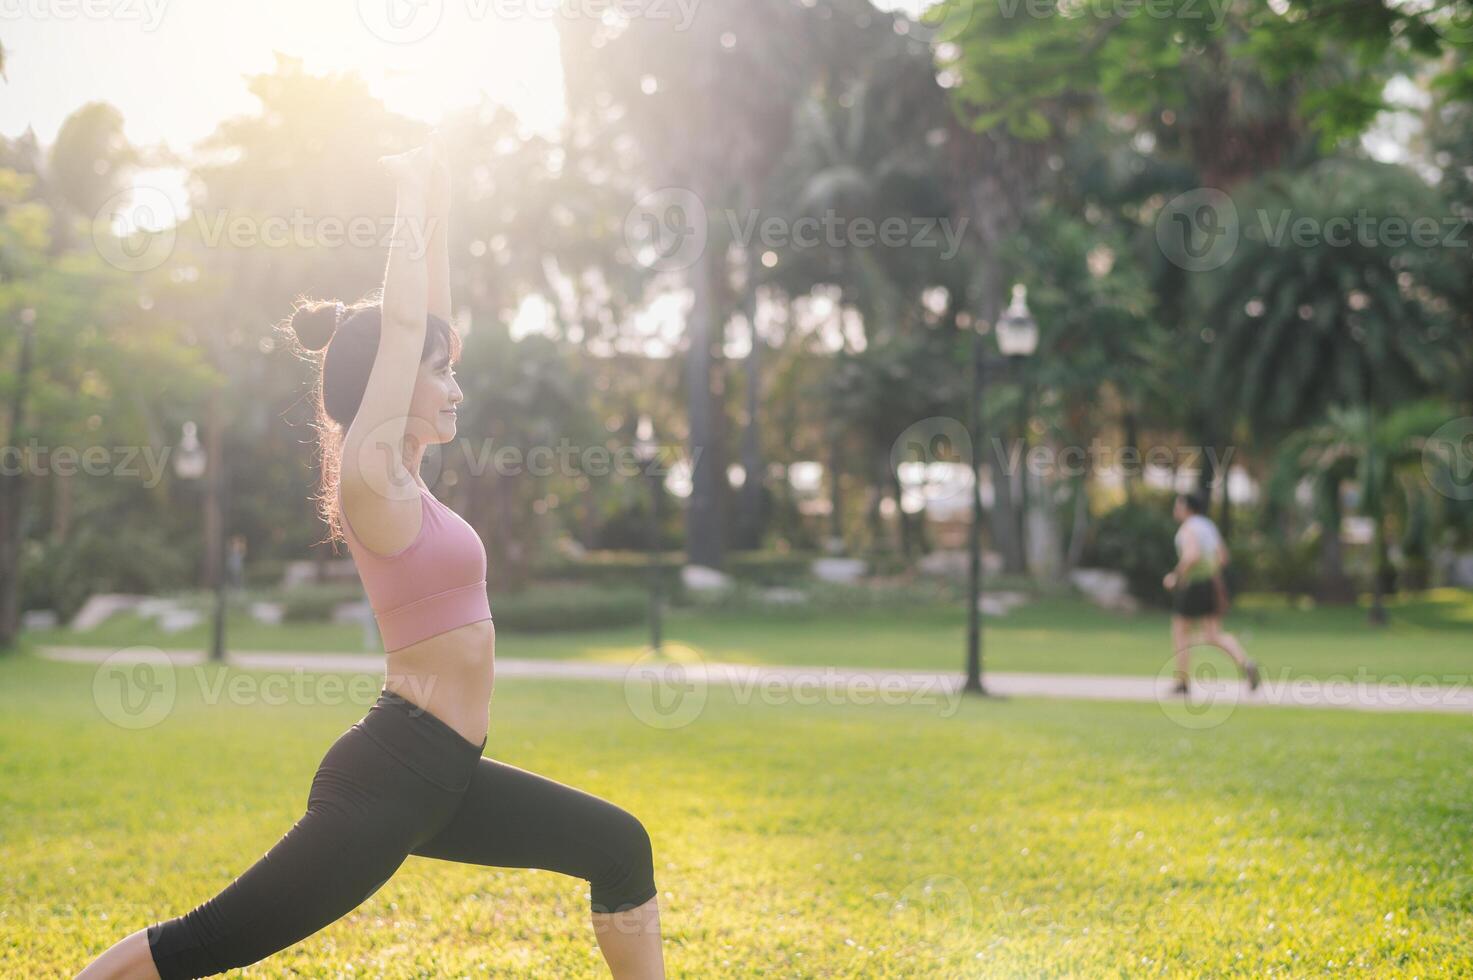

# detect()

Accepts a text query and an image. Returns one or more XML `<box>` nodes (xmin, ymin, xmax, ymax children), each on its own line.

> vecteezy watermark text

<box><xmin>0</xmin><ymin>0</ymin><xmax>169</xmax><ymax>29</ymax></box>
<box><xmin>357</xmin><ymin>0</ymin><xmax>701</xmax><ymax>45</ymax></box>
<box><xmin>2</xmin><ymin>441</ymin><xmax>176</xmax><ymax>487</ymax></box>
<box><xmin>989</xmin><ymin>439</ymin><xmax>1235</xmax><ymax>482</ymax></box>
<box><xmin>92</xmin><ymin>189</ymin><xmax>447</xmax><ymax>272</ymax></box>
<box><xmin>624</xmin><ymin>187</ymin><xmax>969</xmax><ymax>272</ymax></box>
<box><xmin>92</xmin><ymin>648</ymin><xmax>442</xmax><ymax>729</ymax></box>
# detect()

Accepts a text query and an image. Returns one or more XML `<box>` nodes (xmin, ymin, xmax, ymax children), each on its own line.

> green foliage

<box><xmin>1231</xmin><ymin>531</ymin><xmax>1323</xmax><ymax>598</ymax></box>
<box><xmin>678</xmin><ymin>576</ymin><xmax>963</xmax><ymax>615</ymax></box>
<box><xmin>533</xmin><ymin>553</ymin><xmax>684</xmax><ymax>594</ymax></box>
<box><xmin>533</xmin><ymin>550</ymin><xmax>819</xmax><ymax>591</ymax></box>
<box><xmin>942</xmin><ymin>0</ymin><xmax>1465</xmax><ymax>149</ymax></box>
<box><xmin>1202</xmin><ymin>161</ymin><xmax>1457</xmax><ymax>437</ymax></box>
<box><xmin>490</xmin><ymin>583</ymin><xmax>648</xmax><ymax>632</ymax></box>
<box><xmin>724</xmin><ymin>551</ymin><xmax>821</xmax><ymax>586</ymax></box>
<box><xmin>1081</xmin><ymin>492</ymin><xmax>1179</xmax><ymax>607</ymax></box>
<box><xmin>276</xmin><ymin>583</ymin><xmax>363</xmax><ymax>624</ymax></box>
<box><xmin>20</xmin><ymin>524</ymin><xmax>193</xmax><ymax>622</ymax></box>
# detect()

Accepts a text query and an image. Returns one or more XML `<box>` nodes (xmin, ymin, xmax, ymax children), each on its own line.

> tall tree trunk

<box><xmin>685</xmin><ymin>243</ymin><xmax>725</xmax><ymax>569</ymax></box>
<box><xmin>734</xmin><ymin>255</ymin><xmax>766</xmax><ymax>551</ymax></box>
<box><xmin>890</xmin><ymin>458</ymin><xmax>914</xmax><ymax>558</ymax></box>
<box><xmin>827</xmin><ymin>435</ymin><xmax>845</xmax><ymax>552</ymax></box>
<box><xmin>0</xmin><ymin>317</ymin><xmax>36</xmax><ymax>649</ymax></box>
<box><xmin>55</xmin><ymin>470</ymin><xmax>72</xmax><ymax>541</ymax></box>
<box><xmin>1316</xmin><ymin>476</ymin><xmax>1353</xmax><ymax>603</ymax></box>
<box><xmin>1195</xmin><ymin>427</ymin><xmax>1218</xmax><ymax>508</ymax></box>
<box><xmin>1122</xmin><ymin>405</ymin><xmax>1140</xmax><ymax>502</ymax></box>
<box><xmin>962</xmin><ymin>153</ymin><xmax>1031</xmax><ymax>577</ymax></box>
<box><xmin>865</xmin><ymin>458</ymin><xmax>886</xmax><ymax>553</ymax></box>
<box><xmin>1065</xmin><ymin>471</ymin><xmax>1090</xmax><ymax>571</ymax></box>
<box><xmin>204</xmin><ymin>387</ymin><xmax>225</xmax><ymax>590</ymax></box>
<box><xmin>1217</xmin><ymin>464</ymin><xmax>1233</xmax><ymax>543</ymax></box>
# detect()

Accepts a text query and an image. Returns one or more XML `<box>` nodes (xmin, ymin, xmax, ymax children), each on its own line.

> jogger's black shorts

<box><xmin>146</xmin><ymin>688</ymin><xmax>657</xmax><ymax>979</ymax></box>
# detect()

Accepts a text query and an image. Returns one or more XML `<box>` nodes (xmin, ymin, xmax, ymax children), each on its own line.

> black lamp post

<box><xmin>964</xmin><ymin>284</ymin><xmax>1039</xmax><ymax>696</ymax></box>
<box><xmin>172</xmin><ymin>419</ymin><xmax>227</xmax><ymax>662</ymax></box>
<box><xmin>634</xmin><ymin>414</ymin><xmax>663</xmax><ymax>654</ymax></box>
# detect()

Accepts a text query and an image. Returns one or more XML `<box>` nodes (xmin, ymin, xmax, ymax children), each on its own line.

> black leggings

<box><xmin>146</xmin><ymin>688</ymin><xmax>657</xmax><ymax>979</ymax></box>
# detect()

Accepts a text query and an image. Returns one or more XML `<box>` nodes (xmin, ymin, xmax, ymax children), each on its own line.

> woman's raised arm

<box><xmin>425</xmin><ymin>131</ymin><xmax>452</xmax><ymax>323</ymax></box>
<box><xmin>340</xmin><ymin>140</ymin><xmax>439</xmax><ymax>504</ymax></box>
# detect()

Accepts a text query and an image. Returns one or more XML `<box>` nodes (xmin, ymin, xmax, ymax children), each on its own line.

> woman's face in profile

<box><xmin>408</xmin><ymin>342</ymin><xmax>463</xmax><ymax>445</ymax></box>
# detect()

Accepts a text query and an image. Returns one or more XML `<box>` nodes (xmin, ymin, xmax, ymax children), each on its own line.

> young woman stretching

<box><xmin>76</xmin><ymin>136</ymin><xmax>664</xmax><ymax>979</ymax></box>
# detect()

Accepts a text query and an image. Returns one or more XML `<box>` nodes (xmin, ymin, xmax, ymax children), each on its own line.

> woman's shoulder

<box><xmin>1188</xmin><ymin>514</ymin><xmax>1222</xmax><ymax>541</ymax></box>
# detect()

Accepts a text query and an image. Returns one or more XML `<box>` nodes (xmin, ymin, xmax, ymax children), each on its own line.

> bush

<box><xmin>859</xmin><ymin>551</ymin><xmax>915</xmax><ymax>577</ymax></box>
<box><xmin>531</xmin><ymin>552</ymin><xmax>684</xmax><ymax>594</ymax></box>
<box><xmin>492</xmin><ymin>584</ymin><xmax>649</xmax><ymax>632</ymax></box>
<box><xmin>20</xmin><ymin>524</ymin><xmax>194</xmax><ymax>622</ymax></box>
<box><xmin>273</xmin><ymin>583</ymin><xmax>364</xmax><ymax>623</ymax></box>
<box><xmin>531</xmin><ymin>549</ymin><xmax>819</xmax><ymax>590</ymax></box>
<box><xmin>727</xmin><ymin>550</ymin><xmax>818</xmax><ymax>585</ymax></box>
<box><xmin>679</xmin><ymin>577</ymin><xmax>963</xmax><ymax>614</ymax></box>
<box><xmin>1081</xmin><ymin>493</ymin><xmax>1179</xmax><ymax>608</ymax></box>
<box><xmin>1231</xmin><ymin>532</ymin><xmax>1321</xmax><ymax>597</ymax></box>
<box><xmin>244</xmin><ymin>558</ymin><xmax>288</xmax><ymax>589</ymax></box>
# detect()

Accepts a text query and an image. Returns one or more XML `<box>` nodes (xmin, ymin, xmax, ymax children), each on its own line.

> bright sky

<box><xmin>0</xmin><ymin>0</ymin><xmax>567</xmax><ymax>150</ymax></box>
<box><xmin>1</xmin><ymin>0</ymin><xmax>1023</xmax><ymax>364</ymax></box>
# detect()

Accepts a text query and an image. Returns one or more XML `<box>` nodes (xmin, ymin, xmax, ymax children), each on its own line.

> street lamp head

<box><xmin>995</xmin><ymin>283</ymin><xmax>1039</xmax><ymax>358</ymax></box>
<box><xmin>173</xmin><ymin>420</ymin><xmax>207</xmax><ymax>480</ymax></box>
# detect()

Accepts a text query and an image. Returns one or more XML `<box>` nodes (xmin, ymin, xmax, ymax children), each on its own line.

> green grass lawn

<box><xmin>28</xmin><ymin>588</ymin><xmax>1473</xmax><ymax>683</ymax></box>
<box><xmin>3</xmin><ymin>644</ymin><xmax>1471</xmax><ymax>977</ymax></box>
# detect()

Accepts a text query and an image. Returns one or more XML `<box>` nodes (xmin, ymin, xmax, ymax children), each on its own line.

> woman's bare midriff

<box><xmin>382</xmin><ymin>617</ymin><xmax>496</xmax><ymax>748</ymax></box>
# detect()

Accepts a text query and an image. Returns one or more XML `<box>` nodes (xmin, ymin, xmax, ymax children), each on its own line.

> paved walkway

<box><xmin>35</xmin><ymin>646</ymin><xmax>1473</xmax><ymax>716</ymax></box>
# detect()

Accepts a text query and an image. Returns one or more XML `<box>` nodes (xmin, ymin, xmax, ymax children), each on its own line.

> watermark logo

<box><xmin>91</xmin><ymin>185</ymin><xmax>179</xmax><ymax>272</ymax></box>
<box><xmin>623</xmin><ymin>645</ymin><xmax>709</xmax><ymax>729</ymax></box>
<box><xmin>1429</xmin><ymin>2</ymin><xmax>1473</xmax><ymax>43</ymax></box>
<box><xmin>624</xmin><ymin>186</ymin><xmax>708</xmax><ymax>273</ymax></box>
<box><xmin>891</xmin><ymin>417</ymin><xmax>974</xmax><ymax>505</ymax></box>
<box><xmin>345</xmin><ymin>414</ymin><xmax>449</xmax><ymax>497</ymax></box>
<box><xmin>92</xmin><ymin>647</ymin><xmax>177</xmax><ymax>729</ymax></box>
<box><xmin>1424</xmin><ymin>417</ymin><xmax>1473</xmax><ymax>501</ymax></box>
<box><xmin>909</xmin><ymin>0</ymin><xmax>977</xmax><ymax>44</ymax></box>
<box><xmin>890</xmin><ymin>873</ymin><xmax>973</xmax><ymax>950</ymax></box>
<box><xmin>1155</xmin><ymin>187</ymin><xmax>1238</xmax><ymax>272</ymax></box>
<box><xmin>1154</xmin><ymin>656</ymin><xmax>1239</xmax><ymax>730</ymax></box>
<box><xmin>358</xmin><ymin>0</ymin><xmax>445</xmax><ymax>43</ymax></box>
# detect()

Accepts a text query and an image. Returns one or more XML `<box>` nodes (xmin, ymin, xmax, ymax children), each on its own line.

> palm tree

<box><xmin>1266</xmin><ymin>401</ymin><xmax>1457</xmax><ymax>611</ymax></box>
<box><xmin>1202</xmin><ymin>158</ymin><xmax>1455</xmax><ymax>440</ymax></box>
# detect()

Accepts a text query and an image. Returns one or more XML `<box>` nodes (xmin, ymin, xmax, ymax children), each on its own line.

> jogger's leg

<box><xmin>1171</xmin><ymin>616</ymin><xmax>1192</xmax><ymax>684</ymax></box>
<box><xmin>411</xmin><ymin>756</ymin><xmax>662</xmax><ymax>977</ymax></box>
<box><xmin>1201</xmin><ymin>617</ymin><xmax>1251</xmax><ymax>669</ymax></box>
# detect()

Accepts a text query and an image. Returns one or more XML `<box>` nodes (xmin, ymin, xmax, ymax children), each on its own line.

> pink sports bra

<box><xmin>338</xmin><ymin>483</ymin><xmax>493</xmax><ymax>652</ymax></box>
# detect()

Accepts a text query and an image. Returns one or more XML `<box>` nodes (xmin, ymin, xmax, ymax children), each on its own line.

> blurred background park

<box><xmin>2</xmin><ymin>0</ymin><xmax>1473</xmax><ymax>976</ymax></box>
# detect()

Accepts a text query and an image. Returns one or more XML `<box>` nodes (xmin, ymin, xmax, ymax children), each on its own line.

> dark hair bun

<box><xmin>290</xmin><ymin>300</ymin><xmax>341</xmax><ymax>352</ymax></box>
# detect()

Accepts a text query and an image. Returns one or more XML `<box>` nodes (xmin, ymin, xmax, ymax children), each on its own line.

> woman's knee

<box><xmin>589</xmin><ymin>807</ymin><xmax>656</xmax><ymax>914</ymax></box>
